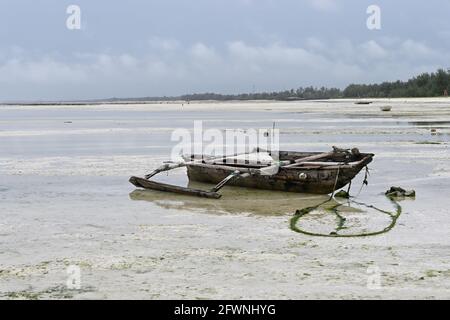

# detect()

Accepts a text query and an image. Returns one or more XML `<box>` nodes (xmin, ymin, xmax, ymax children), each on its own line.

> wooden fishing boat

<box><xmin>129</xmin><ymin>147</ymin><xmax>374</xmax><ymax>198</ymax></box>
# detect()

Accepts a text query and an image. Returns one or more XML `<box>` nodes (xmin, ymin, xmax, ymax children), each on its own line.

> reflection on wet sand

<box><xmin>130</xmin><ymin>179</ymin><xmax>400</xmax><ymax>237</ymax></box>
<box><xmin>129</xmin><ymin>180</ymin><xmax>334</xmax><ymax>216</ymax></box>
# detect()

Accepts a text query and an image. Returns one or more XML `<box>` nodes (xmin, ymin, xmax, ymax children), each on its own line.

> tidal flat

<box><xmin>1</xmin><ymin>98</ymin><xmax>450</xmax><ymax>299</ymax></box>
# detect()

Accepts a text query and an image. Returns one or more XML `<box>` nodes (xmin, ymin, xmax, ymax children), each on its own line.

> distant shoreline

<box><xmin>0</xmin><ymin>98</ymin><xmax>309</xmax><ymax>106</ymax></box>
<box><xmin>1</xmin><ymin>96</ymin><xmax>449</xmax><ymax>107</ymax></box>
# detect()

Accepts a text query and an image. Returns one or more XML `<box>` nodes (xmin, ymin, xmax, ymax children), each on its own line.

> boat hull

<box><xmin>186</xmin><ymin>151</ymin><xmax>373</xmax><ymax>194</ymax></box>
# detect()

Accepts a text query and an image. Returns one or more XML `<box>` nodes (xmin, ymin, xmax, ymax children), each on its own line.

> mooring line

<box><xmin>290</xmin><ymin>196</ymin><xmax>402</xmax><ymax>238</ymax></box>
<box><xmin>290</xmin><ymin>165</ymin><xmax>403</xmax><ymax>238</ymax></box>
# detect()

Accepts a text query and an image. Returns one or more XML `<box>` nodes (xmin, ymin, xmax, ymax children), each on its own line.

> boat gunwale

<box><xmin>184</xmin><ymin>152</ymin><xmax>374</xmax><ymax>172</ymax></box>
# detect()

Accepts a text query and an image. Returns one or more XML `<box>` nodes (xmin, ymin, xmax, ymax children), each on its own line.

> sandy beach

<box><xmin>1</xmin><ymin>98</ymin><xmax>450</xmax><ymax>299</ymax></box>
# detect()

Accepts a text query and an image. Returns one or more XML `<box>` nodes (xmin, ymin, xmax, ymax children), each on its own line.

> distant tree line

<box><xmin>107</xmin><ymin>68</ymin><xmax>449</xmax><ymax>102</ymax></box>
<box><xmin>178</xmin><ymin>86</ymin><xmax>343</xmax><ymax>101</ymax></box>
<box><xmin>343</xmin><ymin>68</ymin><xmax>450</xmax><ymax>98</ymax></box>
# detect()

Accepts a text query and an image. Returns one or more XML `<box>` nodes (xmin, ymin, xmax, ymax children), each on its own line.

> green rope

<box><xmin>290</xmin><ymin>165</ymin><xmax>402</xmax><ymax>238</ymax></box>
<box><xmin>290</xmin><ymin>195</ymin><xmax>402</xmax><ymax>238</ymax></box>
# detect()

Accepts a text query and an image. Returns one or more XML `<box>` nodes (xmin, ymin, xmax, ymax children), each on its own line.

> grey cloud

<box><xmin>1</xmin><ymin>37</ymin><xmax>447</xmax><ymax>101</ymax></box>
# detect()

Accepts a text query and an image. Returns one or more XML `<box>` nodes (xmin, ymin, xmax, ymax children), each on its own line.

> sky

<box><xmin>0</xmin><ymin>0</ymin><xmax>449</xmax><ymax>101</ymax></box>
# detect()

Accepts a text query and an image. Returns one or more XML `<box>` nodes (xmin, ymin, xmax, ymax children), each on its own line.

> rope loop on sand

<box><xmin>290</xmin><ymin>196</ymin><xmax>402</xmax><ymax>238</ymax></box>
<box><xmin>290</xmin><ymin>165</ymin><xmax>403</xmax><ymax>238</ymax></box>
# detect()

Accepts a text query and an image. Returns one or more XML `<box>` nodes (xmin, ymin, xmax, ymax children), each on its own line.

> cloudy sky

<box><xmin>1</xmin><ymin>0</ymin><xmax>449</xmax><ymax>101</ymax></box>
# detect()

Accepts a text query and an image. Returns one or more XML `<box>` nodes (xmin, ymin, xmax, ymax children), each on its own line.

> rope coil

<box><xmin>290</xmin><ymin>166</ymin><xmax>403</xmax><ymax>237</ymax></box>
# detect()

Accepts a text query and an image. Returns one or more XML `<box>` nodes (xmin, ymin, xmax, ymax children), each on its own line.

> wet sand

<box><xmin>1</xmin><ymin>98</ymin><xmax>450</xmax><ymax>299</ymax></box>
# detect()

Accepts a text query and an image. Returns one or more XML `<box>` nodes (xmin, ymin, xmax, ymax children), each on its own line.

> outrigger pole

<box><xmin>130</xmin><ymin>151</ymin><xmax>285</xmax><ymax>199</ymax></box>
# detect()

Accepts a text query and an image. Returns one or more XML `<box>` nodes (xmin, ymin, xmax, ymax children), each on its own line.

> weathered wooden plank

<box><xmin>129</xmin><ymin>176</ymin><xmax>221</xmax><ymax>199</ymax></box>
<box><xmin>290</xmin><ymin>161</ymin><xmax>358</xmax><ymax>167</ymax></box>
<box><xmin>189</xmin><ymin>162</ymin><xmax>258</xmax><ymax>174</ymax></box>
<box><xmin>283</xmin><ymin>151</ymin><xmax>334</xmax><ymax>168</ymax></box>
<box><xmin>294</xmin><ymin>151</ymin><xmax>335</xmax><ymax>163</ymax></box>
